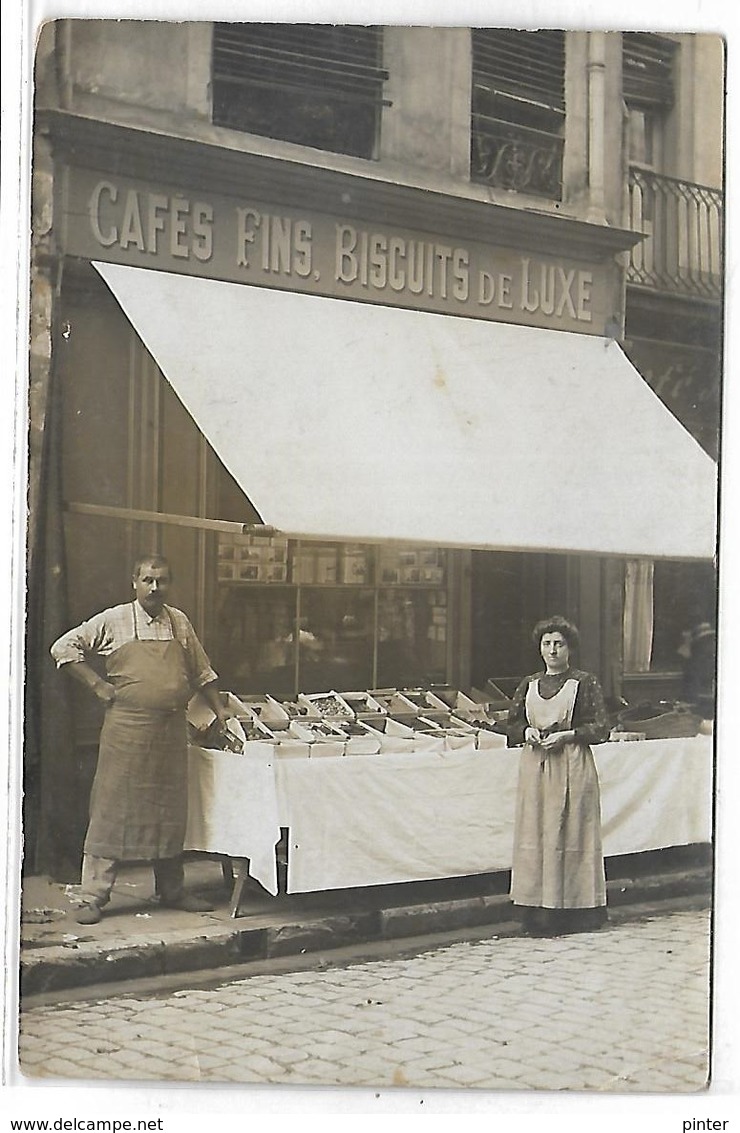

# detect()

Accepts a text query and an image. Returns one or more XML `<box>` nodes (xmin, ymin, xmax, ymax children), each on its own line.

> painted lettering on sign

<box><xmin>236</xmin><ymin>208</ymin><xmax>313</xmax><ymax>278</ymax></box>
<box><xmin>79</xmin><ymin>174</ymin><xmax>607</xmax><ymax>332</ymax></box>
<box><xmin>89</xmin><ymin>181</ymin><xmax>214</xmax><ymax>261</ymax></box>
<box><xmin>334</xmin><ymin>224</ymin><xmax>470</xmax><ymax>301</ymax></box>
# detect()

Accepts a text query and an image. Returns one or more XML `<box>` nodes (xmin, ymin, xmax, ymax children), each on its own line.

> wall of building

<box><xmin>38</xmin><ymin>21</ymin><xmax>632</xmax><ymax>226</ymax></box>
<box><xmin>670</xmin><ymin>33</ymin><xmax>724</xmax><ymax>187</ymax></box>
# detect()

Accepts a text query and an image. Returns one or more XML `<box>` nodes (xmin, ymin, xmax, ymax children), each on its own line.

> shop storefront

<box><xmin>26</xmin><ymin>112</ymin><xmax>717</xmax><ymax>880</ymax></box>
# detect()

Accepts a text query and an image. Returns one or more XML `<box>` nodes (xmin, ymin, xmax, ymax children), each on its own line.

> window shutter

<box><xmin>623</xmin><ymin>32</ymin><xmax>676</xmax><ymax>108</ymax></box>
<box><xmin>470</xmin><ymin>30</ymin><xmax>566</xmax><ymax>200</ymax></box>
<box><xmin>212</xmin><ymin>24</ymin><xmax>387</xmax><ymax>158</ymax></box>
<box><xmin>472</xmin><ymin>29</ymin><xmax>565</xmax><ymax>111</ymax></box>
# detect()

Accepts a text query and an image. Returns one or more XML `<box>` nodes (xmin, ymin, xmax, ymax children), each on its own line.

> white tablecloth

<box><xmin>185</xmin><ymin>744</ymin><xmax>281</xmax><ymax>895</ymax></box>
<box><xmin>184</xmin><ymin>735</ymin><xmax>713</xmax><ymax>894</ymax></box>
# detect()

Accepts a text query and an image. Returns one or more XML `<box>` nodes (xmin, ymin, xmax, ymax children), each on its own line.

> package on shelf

<box><xmin>264</xmin><ymin>563</ymin><xmax>288</xmax><ymax>582</ymax></box>
<box><xmin>298</xmin><ymin>690</ymin><xmax>354</xmax><ymax>718</ymax></box>
<box><xmin>292</xmin><ymin>545</ymin><xmax>337</xmax><ymax>585</ymax></box>
<box><xmin>217</xmin><ymin>541</ymin><xmax>237</xmax><ymax>561</ymax></box>
<box><xmin>217</xmin><ymin>561</ymin><xmax>239</xmax><ymax>581</ymax></box>
<box><xmin>340</xmin><ymin>546</ymin><xmax>369</xmax><ymax>585</ymax></box>
<box><xmin>218</xmin><ymin>533</ymin><xmax>289</xmax><ymax>573</ymax></box>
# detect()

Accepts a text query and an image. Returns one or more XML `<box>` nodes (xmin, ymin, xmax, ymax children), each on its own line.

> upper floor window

<box><xmin>470</xmin><ymin>29</ymin><xmax>566</xmax><ymax>201</ymax></box>
<box><xmin>623</xmin><ymin>32</ymin><xmax>676</xmax><ymax>170</ymax></box>
<box><xmin>212</xmin><ymin>23</ymin><xmax>387</xmax><ymax>159</ymax></box>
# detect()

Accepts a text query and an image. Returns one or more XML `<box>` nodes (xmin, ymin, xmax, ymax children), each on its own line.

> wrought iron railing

<box><xmin>627</xmin><ymin>167</ymin><xmax>723</xmax><ymax>300</ymax></box>
<box><xmin>471</xmin><ymin>115</ymin><xmax>564</xmax><ymax>200</ymax></box>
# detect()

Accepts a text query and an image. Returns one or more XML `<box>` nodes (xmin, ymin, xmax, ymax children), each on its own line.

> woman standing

<box><xmin>507</xmin><ymin>615</ymin><xmax>610</xmax><ymax>935</ymax></box>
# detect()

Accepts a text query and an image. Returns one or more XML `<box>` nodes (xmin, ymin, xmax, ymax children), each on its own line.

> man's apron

<box><xmin>84</xmin><ymin>605</ymin><xmax>193</xmax><ymax>860</ymax></box>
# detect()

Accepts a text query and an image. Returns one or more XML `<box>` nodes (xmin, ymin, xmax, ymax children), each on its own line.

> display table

<box><xmin>185</xmin><ymin>734</ymin><xmax>713</xmax><ymax>905</ymax></box>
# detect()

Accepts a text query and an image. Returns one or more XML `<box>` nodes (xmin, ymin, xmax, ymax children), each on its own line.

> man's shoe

<box><xmin>159</xmin><ymin>894</ymin><xmax>214</xmax><ymax>913</ymax></box>
<box><xmin>75</xmin><ymin>903</ymin><xmax>102</xmax><ymax>925</ymax></box>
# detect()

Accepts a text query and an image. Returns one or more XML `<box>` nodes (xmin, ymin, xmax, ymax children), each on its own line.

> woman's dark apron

<box><xmin>84</xmin><ymin>605</ymin><xmax>193</xmax><ymax>860</ymax></box>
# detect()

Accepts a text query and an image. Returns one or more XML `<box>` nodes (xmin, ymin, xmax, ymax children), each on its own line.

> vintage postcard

<box><xmin>4</xmin><ymin>0</ymin><xmax>738</xmax><ymax>1121</ymax></box>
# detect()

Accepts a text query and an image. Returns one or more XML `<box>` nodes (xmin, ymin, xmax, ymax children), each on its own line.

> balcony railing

<box><xmin>627</xmin><ymin>168</ymin><xmax>723</xmax><ymax>300</ymax></box>
<box><xmin>471</xmin><ymin>115</ymin><xmax>564</xmax><ymax>200</ymax></box>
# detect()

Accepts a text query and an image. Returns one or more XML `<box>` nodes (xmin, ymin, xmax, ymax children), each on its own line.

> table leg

<box><xmin>229</xmin><ymin>857</ymin><xmax>250</xmax><ymax>918</ymax></box>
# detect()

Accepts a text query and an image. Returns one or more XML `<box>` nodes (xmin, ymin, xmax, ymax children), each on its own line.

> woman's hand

<box><xmin>539</xmin><ymin>729</ymin><xmax>575</xmax><ymax>751</ymax></box>
<box><xmin>524</xmin><ymin>727</ymin><xmax>542</xmax><ymax>745</ymax></box>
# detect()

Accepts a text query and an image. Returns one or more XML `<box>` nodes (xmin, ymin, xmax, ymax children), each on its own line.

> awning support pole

<box><xmin>65</xmin><ymin>501</ymin><xmax>278</xmax><ymax>537</ymax></box>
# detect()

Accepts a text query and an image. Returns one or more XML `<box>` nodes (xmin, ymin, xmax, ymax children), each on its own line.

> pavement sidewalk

<box><xmin>18</xmin><ymin>850</ymin><xmax>712</xmax><ymax>998</ymax></box>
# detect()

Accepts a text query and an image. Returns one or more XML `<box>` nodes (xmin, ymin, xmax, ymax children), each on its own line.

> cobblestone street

<box><xmin>17</xmin><ymin>909</ymin><xmax>710</xmax><ymax>1094</ymax></box>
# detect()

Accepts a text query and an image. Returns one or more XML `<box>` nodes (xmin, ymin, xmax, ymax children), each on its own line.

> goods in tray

<box><xmin>340</xmin><ymin>690</ymin><xmax>388</xmax><ymax>717</ymax></box>
<box><xmin>615</xmin><ymin>702</ymin><xmax>701</xmax><ymax>740</ymax></box>
<box><xmin>331</xmin><ymin>719</ymin><xmax>379</xmax><ymax>738</ymax></box>
<box><xmin>187</xmin><ymin>691</ymin><xmax>274</xmax><ymax>751</ymax></box>
<box><xmin>289</xmin><ymin>718</ymin><xmax>348</xmax><ymax>743</ymax></box>
<box><xmin>281</xmin><ymin>699</ymin><xmax>321</xmax><ymax>720</ymax></box>
<box><xmin>466</xmin><ymin>713</ymin><xmax>508</xmax><ymax>735</ymax></box>
<box><xmin>330</xmin><ymin>719</ymin><xmax>382</xmax><ymax>755</ymax></box>
<box><xmin>397</xmin><ymin>688</ymin><xmax>450</xmax><ymax>717</ymax></box>
<box><xmin>431</xmin><ymin>686</ymin><xmax>490</xmax><ymax>715</ymax></box>
<box><xmin>362</xmin><ymin>716</ymin><xmax>414</xmax><ymax>738</ymax></box>
<box><xmin>446</xmin><ymin>715</ymin><xmax>477</xmax><ymax>733</ymax></box>
<box><xmin>369</xmin><ymin>688</ymin><xmax>423</xmax><ymax>716</ymax></box>
<box><xmin>238</xmin><ymin>693</ymin><xmax>291</xmax><ymax>731</ymax></box>
<box><xmin>298</xmin><ymin>691</ymin><xmax>354</xmax><ymax>718</ymax></box>
<box><xmin>388</xmin><ymin>714</ymin><xmax>444</xmax><ymax>735</ymax></box>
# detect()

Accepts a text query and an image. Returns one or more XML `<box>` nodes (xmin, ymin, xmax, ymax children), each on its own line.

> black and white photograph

<box><xmin>3</xmin><ymin>0</ymin><xmax>739</xmax><ymax>1121</ymax></box>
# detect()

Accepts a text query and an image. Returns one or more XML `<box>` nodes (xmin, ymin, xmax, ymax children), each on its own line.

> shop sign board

<box><xmin>63</xmin><ymin>167</ymin><xmax>613</xmax><ymax>334</ymax></box>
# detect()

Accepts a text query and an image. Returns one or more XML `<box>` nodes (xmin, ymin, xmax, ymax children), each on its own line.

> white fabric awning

<box><xmin>95</xmin><ymin>262</ymin><xmax>717</xmax><ymax>559</ymax></box>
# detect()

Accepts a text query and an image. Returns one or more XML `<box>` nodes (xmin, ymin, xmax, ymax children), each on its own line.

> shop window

<box><xmin>470</xmin><ymin>29</ymin><xmax>566</xmax><ymax>200</ymax></box>
<box><xmin>623</xmin><ymin>558</ymin><xmax>716</xmax><ymax>681</ymax></box>
<box><xmin>298</xmin><ymin>588</ymin><xmax>376</xmax><ymax>693</ymax></box>
<box><xmin>211</xmin><ymin>23</ymin><xmax>387</xmax><ymax>159</ymax></box>
<box><xmin>377</xmin><ymin>589</ymin><xmax>448</xmax><ymax>689</ymax></box>
<box><xmin>213</xmin><ymin>537</ymin><xmax>451</xmax><ymax>696</ymax></box>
